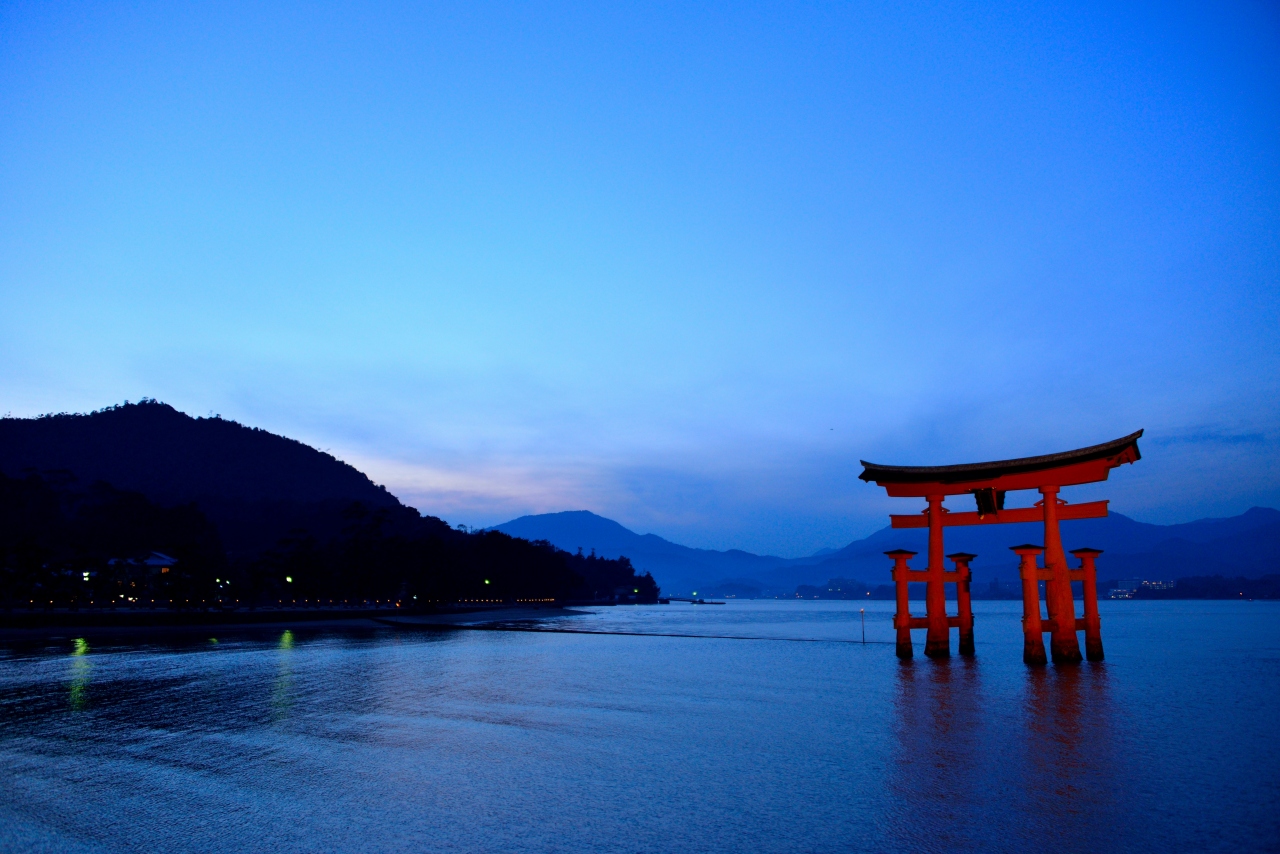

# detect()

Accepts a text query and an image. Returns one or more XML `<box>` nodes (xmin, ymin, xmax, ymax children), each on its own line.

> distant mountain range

<box><xmin>8</xmin><ymin>401</ymin><xmax>1274</xmax><ymax>597</ymax></box>
<box><xmin>494</xmin><ymin>507</ymin><xmax>1280</xmax><ymax>595</ymax></box>
<box><xmin>493</xmin><ymin>511</ymin><xmax>803</xmax><ymax>596</ymax></box>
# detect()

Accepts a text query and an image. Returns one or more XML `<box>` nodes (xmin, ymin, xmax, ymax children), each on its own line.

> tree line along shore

<box><xmin>0</xmin><ymin>470</ymin><xmax>659</xmax><ymax>618</ymax></box>
<box><xmin>0</xmin><ymin>403</ymin><xmax>661</xmax><ymax>623</ymax></box>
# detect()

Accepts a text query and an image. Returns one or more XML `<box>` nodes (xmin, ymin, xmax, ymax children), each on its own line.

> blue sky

<box><xmin>2</xmin><ymin>1</ymin><xmax>1277</xmax><ymax>556</ymax></box>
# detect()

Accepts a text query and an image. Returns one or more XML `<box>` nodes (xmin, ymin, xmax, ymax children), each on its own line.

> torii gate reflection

<box><xmin>859</xmin><ymin>431</ymin><xmax>1142</xmax><ymax>664</ymax></box>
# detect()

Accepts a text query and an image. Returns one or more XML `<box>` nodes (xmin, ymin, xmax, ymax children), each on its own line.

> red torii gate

<box><xmin>859</xmin><ymin>430</ymin><xmax>1142</xmax><ymax>664</ymax></box>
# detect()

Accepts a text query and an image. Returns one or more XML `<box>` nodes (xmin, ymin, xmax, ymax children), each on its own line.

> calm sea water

<box><xmin>1</xmin><ymin>600</ymin><xmax>1277</xmax><ymax>853</ymax></box>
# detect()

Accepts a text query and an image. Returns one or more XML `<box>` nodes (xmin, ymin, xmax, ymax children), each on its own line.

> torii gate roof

<box><xmin>859</xmin><ymin>430</ymin><xmax>1143</xmax><ymax>497</ymax></box>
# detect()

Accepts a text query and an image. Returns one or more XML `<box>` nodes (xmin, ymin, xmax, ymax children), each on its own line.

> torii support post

<box><xmin>1012</xmin><ymin>545</ymin><xmax>1047</xmax><ymax>666</ymax></box>
<box><xmin>1041</xmin><ymin>486</ymin><xmax>1083</xmax><ymax>663</ymax></box>
<box><xmin>886</xmin><ymin>550</ymin><xmax>916</xmax><ymax>660</ymax></box>
<box><xmin>949</xmin><ymin>552</ymin><xmax>976</xmax><ymax>656</ymax></box>
<box><xmin>1072</xmin><ymin>548</ymin><xmax>1104</xmax><ymax>661</ymax></box>
<box><xmin>923</xmin><ymin>495</ymin><xmax>950</xmax><ymax>658</ymax></box>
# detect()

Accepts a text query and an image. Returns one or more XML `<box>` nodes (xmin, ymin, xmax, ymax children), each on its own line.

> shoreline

<box><xmin>0</xmin><ymin>604</ymin><xmax>586</xmax><ymax>642</ymax></box>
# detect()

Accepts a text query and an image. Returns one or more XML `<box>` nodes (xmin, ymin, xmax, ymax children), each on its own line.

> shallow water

<box><xmin>1</xmin><ymin>600</ymin><xmax>1277</xmax><ymax>853</ymax></box>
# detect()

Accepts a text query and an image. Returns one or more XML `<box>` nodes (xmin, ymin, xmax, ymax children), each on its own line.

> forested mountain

<box><xmin>0</xmin><ymin>402</ymin><xmax>657</xmax><ymax>609</ymax></box>
<box><xmin>0</xmin><ymin>400</ymin><xmax>400</xmax><ymax>557</ymax></box>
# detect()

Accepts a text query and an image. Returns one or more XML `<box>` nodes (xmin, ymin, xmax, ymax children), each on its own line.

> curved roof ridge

<box><xmin>859</xmin><ymin>430</ymin><xmax>1143</xmax><ymax>484</ymax></box>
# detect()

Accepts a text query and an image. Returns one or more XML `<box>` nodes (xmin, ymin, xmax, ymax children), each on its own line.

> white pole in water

<box><xmin>860</xmin><ymin>608</ymin><xmax>866</xmax><ymax>644</ymax></box>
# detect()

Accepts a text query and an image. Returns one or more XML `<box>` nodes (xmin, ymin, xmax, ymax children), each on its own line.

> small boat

<box><xmin>690</xmin><ymin>599</ymin><xmax>725</xmax><ymax>605</ymax></box>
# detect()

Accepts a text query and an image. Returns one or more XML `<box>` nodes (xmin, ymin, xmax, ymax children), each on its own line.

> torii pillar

<box><xmin>1041</xmin><ymin>486</ymin><xmax>1083</xmax><ymax>663</ymax></box>
<box><xmin>886</xmin><ymin>549</ymin><xmax>917</xmax><ymax>660</ymax></box>
<box><xmin>948</xmin><ymin>552</ymin><xmax>976</xmax><ymax>656</ymax></box>
<box><xmin>1012</xmin><ymin>544</ymin><xmax>1048</xmax><ymax>665</ymax></box>
<box><xmin>1072</xmin><ymin>548</ymin><xmax>1105</xmax><ymax>661</ymax></box>
<box><xmin>924</xmin><ymin>494</ymin><xmax>949</xmax><ymax>658</ymax></box>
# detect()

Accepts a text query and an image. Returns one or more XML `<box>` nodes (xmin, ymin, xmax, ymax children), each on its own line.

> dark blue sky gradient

<box><xmin>2</xmin><ymin>1</ymin><xmax>1277</xmax><ymax>555</ymax></box>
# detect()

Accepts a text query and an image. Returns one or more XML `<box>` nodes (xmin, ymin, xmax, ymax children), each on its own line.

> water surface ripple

<box><xmin>1</xmin><ymin>600</ymin><xmax>1277</xmax><ymax>853</ymax></box>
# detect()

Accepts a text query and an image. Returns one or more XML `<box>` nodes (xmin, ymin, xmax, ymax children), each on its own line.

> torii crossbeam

<box><xmin>859</xmin><ymin>430</ymin><xmax>1142</xmax><ymax>664</ymax></box>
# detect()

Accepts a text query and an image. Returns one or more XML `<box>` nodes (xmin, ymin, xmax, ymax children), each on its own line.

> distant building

<box><xmin>109</xmin><ymin>552</ymin><xmax>176</xmax><ymax>575</ymax></box>
<box><xmin>1108</xmin><ymin>579</ymin><xmax>1172</xmax><ymax>599</ymax></box>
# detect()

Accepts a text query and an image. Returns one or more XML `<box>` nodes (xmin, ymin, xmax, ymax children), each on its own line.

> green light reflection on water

<box><xmin>69</xmin><ymin>637</ymin><xmax>91</xmax><ymax>711</ymax></box>
<box><xmin>272</xmin><ymin>629</ymin><xmax>295</xmax><ymax>721</ymax></box>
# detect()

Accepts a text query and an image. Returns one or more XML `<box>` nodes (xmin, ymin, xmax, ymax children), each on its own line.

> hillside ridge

<box><xmin>0</xmin><ymin>400</ymin><xmax>399</xmax><ymax>508</ymax></box>
<box><xmin>495</xmin><ymin>507</ymin><xmax>1280</xmax><ymax>594</ymax></box>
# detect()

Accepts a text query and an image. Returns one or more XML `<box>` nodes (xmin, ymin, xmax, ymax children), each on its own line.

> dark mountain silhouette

<box><xmin>494</xmin><ymin>507</ymin><xmax>1280</xmax><ymax>594</ymax></box>
<box><xmin>0</xmin><ymin>400</ymin><xmax>398</xmax><ymax>506</ymax></box>
<box><xmin>0</xmin><ymin>400</ymin><xmax>401</xmax><ymax>556</ymax></box>
<box><xmin>0</xmin><ymin>402</ymin><xmax>658</xmax><ymax>610</ymax></box>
